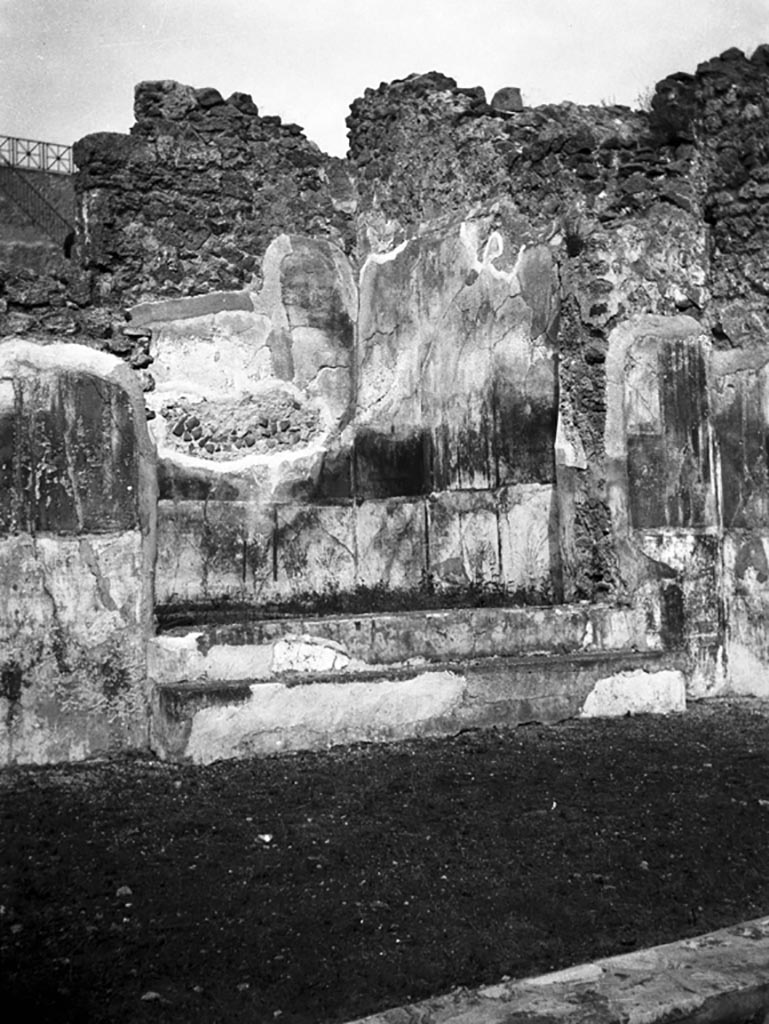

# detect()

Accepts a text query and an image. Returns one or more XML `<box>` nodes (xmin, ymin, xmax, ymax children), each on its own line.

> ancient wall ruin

<box><xmin>2</xmin><ymin>45</ymin><xmax>769</xmax><ymax>761</ymax></box>
<box><xmin>0</xmin><ymin>341</ymin><xmax>156</xmax><ymax>761</ymax></box>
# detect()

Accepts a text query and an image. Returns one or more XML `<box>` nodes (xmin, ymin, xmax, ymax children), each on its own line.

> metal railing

<box><xmin>0</xmin><ymin>159</ymin><xmax>74</xmax><ymax>246</ymax></box>
<box><xmin>0</xmin><ymin>135</ymin><xmax>72</xmax><ymax>174</ymax></box>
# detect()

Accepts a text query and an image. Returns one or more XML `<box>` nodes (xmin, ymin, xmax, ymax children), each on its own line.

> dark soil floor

<box><xmin>3</xmin><ymin>699</ymin><xmax>769</xmax><ymax>1024</ymax></box>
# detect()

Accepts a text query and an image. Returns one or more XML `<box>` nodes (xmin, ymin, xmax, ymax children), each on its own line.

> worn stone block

<box><xmin>179</xmin><ymin>671</ymin><xmax>466</xmax><ymax>762</ymax></box>
<box><xmin>156</xmin><ymin>501</ymin><xmax>227</xmax><ymax>605</ymax></box>
<box><xmin>497</xmin><ymin>484</ymin><xmax>556</xmax><ymax>597</ymax></box>
<box><xmin>274</xmin><ymin>503</ymin><xmax>356</xmax><ymax>601</ymax></box>
<box><xmin>153</xmin><ymin>649</ymin><xmax>679</xmax><ymax>763</ymax></box>
<box><xmin>427</xmin><ymin>490</ymin><xmax>500</xmax><ymax>591</ymax></box>
<box><xmin>355</xmin><ymin>497</ymin><xmax>427</xmax><ymax>592</ymax></box>
<box><xmin>156</xmin><ymin>500</ymin><xmax>277</xmax><ymax>607</ymax></box>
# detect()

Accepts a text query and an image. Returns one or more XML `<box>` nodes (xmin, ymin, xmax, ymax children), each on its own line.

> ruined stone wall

<box><xmin>341</xmin><ymin>58</ymin><xmax>716</xmax><ymax>623</ymax></box>
<box><xmin>5</xmin><ymin>46</ymin><xmax>769</xmax><ymax>701</ymax></box>
<box><xmin>0</xmin><ymin>171</ymin><xmax>86</xmax><ymax>339</ymax></box>
<box><xmin>0</xmin><ymin>171</ymin><xmax>73</xmax><ymax>249</ymax></box>
<box><xmin>73</xmin><ymin>81</ymin><xmax>356</xmax><ymax>309</ymax></box>
<box><xmin>345</xmin><ymin>71</ymin><xmax>678</xmax><ymax>249</ymax></box>
<box><xmin>686</xmin><ymin>46</ymin><xmax>769</xmax><ymax>690</ymax></box>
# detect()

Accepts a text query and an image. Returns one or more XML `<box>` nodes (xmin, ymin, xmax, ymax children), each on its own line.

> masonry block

<box><xmin>427</xmin><ymin>490</ymin><xmax>500</xmax><ymax>591</ymax></box>
<box><xmin>274</xmin><ymin>503</ymin><xmax>356</xmax><ymax>601</ymax></box>
<box><xmin>355</xmin><ymin>497</ymin><xmax>427</xmax><ymax>592</ymax></box>
<box><xmin>497</xmin><ymin>483</ymin><xmax>556</xmax><ymax>597</ymax></box>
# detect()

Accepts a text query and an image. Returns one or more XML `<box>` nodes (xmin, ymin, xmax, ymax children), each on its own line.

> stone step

<box><xmin>150</xmin><ymin>648</ymin><xmax>686</xmax><ymax>764</ymax></box>
<box><xmin>149</xmin><ymin>601</ymin><xmax>663</xmax><ymax>685</ymax></box>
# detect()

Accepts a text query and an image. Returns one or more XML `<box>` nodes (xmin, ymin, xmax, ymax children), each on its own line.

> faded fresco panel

<box><xmin>625</xmin><ymin>335</ymin><xmax>715</xmax><ymax>530</ymax></box>
<box><xmin>712</xmin><ymin>361</ymin><xmax>769</xmax><ymax>530</ymax></box>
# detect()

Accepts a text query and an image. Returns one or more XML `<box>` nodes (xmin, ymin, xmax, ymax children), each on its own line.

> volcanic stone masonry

<box><xmin>1</xmin><ymin>45</ymin><xmax>769</xmax><ymax>762</ymax></box>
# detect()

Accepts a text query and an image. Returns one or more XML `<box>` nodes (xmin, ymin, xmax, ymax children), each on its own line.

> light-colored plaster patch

<box><xmin>0</xmin><ymin>338</ymin><xmax>135</xmax><ymax>382</ymax></box>
<box><xmin>724</xmin><ymin>642</ymin><xmax>769</xmax><ymax>696</ymax></box>
<box><xmin>581</xmin><ymin>669</ymin><xmax>686</xmax><ymax>718</ymax></box>
<box><xmin>360</xmin><ymin>238</ymin><xmax>409</xmax><ymax>271</ymax></box>
<box><xmin>497</xmin><ymin>484</ymin><xmax>553</xmax><ymax>592</ymax></box>
<box><xmin>205</xmin><ymin>644</ymin><xmax>275</xmax><ymax>681</ymax></box>
<box><xmin>272</xmin><ymin>635</ymin><xmax>351</xmax><ymax>674</ymax></box>
<box><xmin>147</xmin><ymin>634</ymin><xmax>207</xmax><ymax>682</ymax></box>
<box><xmin>148</xmin><ymin>636</ymin><xmax>275</xmax><ymax>684</ymax></box>
<box><xmin>186</xmin><ymin>671</ymin><xmax>466</xmax><ymax>763</ymax></box>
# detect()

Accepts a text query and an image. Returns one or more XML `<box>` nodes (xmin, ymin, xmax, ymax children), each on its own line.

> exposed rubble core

<box><xmin>2</xmin><ymin>46</ymin><xmax>769</xmax><ymax>762</ymax></box>
<box><xmin>73</xmin><ymin>81</ymin><xmax>357</xmax><ymax>307</ymax></box>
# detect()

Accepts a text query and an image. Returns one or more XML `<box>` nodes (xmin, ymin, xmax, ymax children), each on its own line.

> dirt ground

<box><xmin>3</xmin><ymin>699</ymin><xmax>769</xmax><ymax>1024</ymax></box>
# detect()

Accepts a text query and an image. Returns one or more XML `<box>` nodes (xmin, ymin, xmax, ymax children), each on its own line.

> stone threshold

<box><xmin>344</xmin><ymin>916</ymin><xmax>769</xmax><ymax>1024</ymax></box>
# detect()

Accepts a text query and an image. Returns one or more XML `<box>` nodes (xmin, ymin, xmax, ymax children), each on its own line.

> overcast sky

<box><xmin>1</xmin><ymin>0</ymin><xmax>767</xmax><ymax>157</ymax></box>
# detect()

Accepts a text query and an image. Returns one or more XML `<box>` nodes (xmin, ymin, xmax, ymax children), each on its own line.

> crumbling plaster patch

<box><xmin>185</xmin><ymin>671</ymin><xmax>467</xmax><ymax>763</ymax></box>
<box><xmin>580</xmin><ymin>669</ymin><xmax>686</xmax><ymax>718</ymax></box>
<box><xmin>142</xmin><ymin>234</ymin><xmax>356</xmax><ymax>511</ymax></box>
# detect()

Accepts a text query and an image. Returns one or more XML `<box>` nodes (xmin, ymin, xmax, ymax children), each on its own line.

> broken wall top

<box><xmin>40</xmin><ymin>44</ymin><xmax>769</xmax><ymax>345</ymax></box>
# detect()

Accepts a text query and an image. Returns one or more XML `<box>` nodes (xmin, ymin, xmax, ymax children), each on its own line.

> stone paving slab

<box><xmin>347</xmin><ymin>916</ymin><xmax>769</xmax><ymax>1024</ymax></box>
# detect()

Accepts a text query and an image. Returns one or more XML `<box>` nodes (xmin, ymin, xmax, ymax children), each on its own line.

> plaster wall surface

<box><xmin>4</xmin><ymin>46</ymin><xmax>769</xmax><ymax>761</ymax></box>
<box><xmin>149</xmin><ymin>209</ymin><xmax>562</xmax><ymax>612</ymax></box>
<box><xmin>0</xmin><ymin>341</ymin><xmax>156</xmax><ymax>763</ymax></box>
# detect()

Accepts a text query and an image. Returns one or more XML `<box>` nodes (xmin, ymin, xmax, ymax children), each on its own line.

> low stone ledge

<box><xmin>344</xmin><ymin>916</ymin><xmax>769</xmax><ymax>1024</ymax></box>
<box><xmin>156</xmin><ymin>602</ymin><xmax>662</xmax><ymax>666</ymax></box>
<box><xmin>150</xmin><ymin>649</ymin><xmax>685</xmax><ymax>763</ymax></box>
<box><xmin>128</xmin><ymin>290</ymin><xmax>254</xmax><ymax>326</ymax></box>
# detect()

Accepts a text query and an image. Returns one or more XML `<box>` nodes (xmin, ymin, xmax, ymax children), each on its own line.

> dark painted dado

<box><xmin>0</xmin><ymin>372</ymin><xmax>139</xmax><ymax>535</ymax></box>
